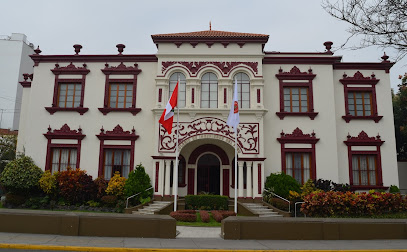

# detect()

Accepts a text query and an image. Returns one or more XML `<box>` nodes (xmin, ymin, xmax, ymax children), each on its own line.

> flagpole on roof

<box><xmin>173</xmin><ymin>78</ymin><xmax>180</xmax><ymax>212</ymax></box>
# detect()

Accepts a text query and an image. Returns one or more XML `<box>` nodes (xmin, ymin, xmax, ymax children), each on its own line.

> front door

<box><xmin>197</xmin><ymin>153</ymin><xmax>220</xmax><ymax>195</ymax></box>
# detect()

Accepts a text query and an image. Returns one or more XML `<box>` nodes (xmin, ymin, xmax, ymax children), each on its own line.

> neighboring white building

<box><xmin>0</xmin><ymin>33</ymin><xmax>35</xmax><ymax>130</ymax></box>
<box><xmin>16</xmin><ymin>30</ymin><xmax>398</xmax><ymax>201</ymax></box>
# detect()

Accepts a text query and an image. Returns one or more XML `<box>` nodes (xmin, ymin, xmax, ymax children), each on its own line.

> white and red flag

<box><xmin>159</xmin><ymin>81</ymin><xmax>178</xmax><ymax>134</ymax></box>
<box><xmin>227</xmin><ymin>79</ymin><xmax>240</xmax><ymax>132</ymax></box>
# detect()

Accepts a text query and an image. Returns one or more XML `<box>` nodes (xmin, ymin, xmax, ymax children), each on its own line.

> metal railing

<box><xmin>125</xmin><ymin>186</ymin><xmax>153</xmax><ymax>209</ymax></box>
<box><xmin>295</xmin><ymin>201</ymin><xmax>306</xmax><ymax>218</ymax></box>
<box><xmin>263</xmin><ymin>188</ymin><xmax>291</xmax><ymax>213</ymax></box>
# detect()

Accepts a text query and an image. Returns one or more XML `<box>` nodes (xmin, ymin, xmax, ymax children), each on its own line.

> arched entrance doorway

<box><xmin>197</xmin><ymin>153</ymin><xmax>220</xmax><ymax>195</ymax></box>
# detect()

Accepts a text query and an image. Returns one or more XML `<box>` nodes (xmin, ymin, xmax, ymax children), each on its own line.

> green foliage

<box><xmin>124</xmin><ymin>163</ymin><xmax>152</xmax><ymax>204</ymax></box>
<box><xmin>0</xmin><ymin>156</ymin><xmax>43</xmax><ymax>194</ymax></box>
<box><xmin>24</xmin><ymin>196</ymin><xmax>50</xmax><ymax>209</ymax></box>
<box><xmin>390</xmin><ymin>185</ymin><xmax>400</xmax><ymax>193</ymax></box>
<box><xmin>264</xmin><ymin>172</ymin><xmax>301</xmax><ymax>198</ymax></box>
<box><xmin>39</xmin><ymin>171</ymin><xmax>57</xmax><ymax>196</ymax></box>
<box><xmin>185</xmin><ymin>195</ymin><xmax>228</xmax><ymax>210</ymax></box>
<box><xmin>56</xmin><ymin>168</ymin><xmax>97</xmax><ymax>205</ymax></box>
<box><xmin>0</xmin><ymin>135</ymin><xmax>17</xmax><ymax>174</ymax></box>
<box><xmin>106</xmin><ymin>172</ymin><xmax>126</xmax><ymax>197</ymax></box>
<box><xmin>300</xmin><ymin>179</ymin><xmax>323</xmax><ymax>199</ymax></box>
<box><xmin>393</xmin><ymin>74</ymin><xmax>407</xmax><ymax>160</ymax></box>
<box><xmin>86</xmin><ymin>200</ymin><xmax>100</xmax><ymax>207</ymax></box>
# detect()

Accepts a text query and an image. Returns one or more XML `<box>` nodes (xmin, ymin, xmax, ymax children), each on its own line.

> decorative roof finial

<box><xmin>209</xmin><ymin>21</ymin><xmax>212</xmax><ymax>31</ymax></box>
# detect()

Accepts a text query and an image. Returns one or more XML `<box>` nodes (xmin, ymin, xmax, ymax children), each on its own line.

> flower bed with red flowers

<box><xmin>211</xmin><ymin>210</ymin><xmax>237</xmax><ymax>222</ymax></box>
<box><xmin>301</xmin><ymin>191</ymin><xmax>407</xmax><ymax>217</ymax></box>
<box><xmin>199</xmin><ymin>210</ymin><xmax>210</xmax><ymax>223</ymax></box>
<box><xmin>170</xmin><ymin>210</ymin><xmax>197</xmax><ymax>222</ymax></box>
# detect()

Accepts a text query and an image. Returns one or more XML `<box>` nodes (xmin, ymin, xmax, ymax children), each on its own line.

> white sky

<box><xmin>1</xmin><ymin>0</ymin><xmax>406</xmax><ymax>91</ymax></box>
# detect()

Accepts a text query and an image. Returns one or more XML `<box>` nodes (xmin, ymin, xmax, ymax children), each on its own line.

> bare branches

<box><xmin>322</xmin><ymin>0</ymin><xmax>407</xmax><ymax>61</ymax></box>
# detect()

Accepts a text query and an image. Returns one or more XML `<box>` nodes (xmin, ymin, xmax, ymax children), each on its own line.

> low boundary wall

<box><xmin>222</xmin><ymin>216</ymin><xmax>407</xmax><ymax>240</ymax></box>
<box><xmin>0</xmin><ymin>209</ymin><xmax>176</xmax><ymax>238</ymax></box>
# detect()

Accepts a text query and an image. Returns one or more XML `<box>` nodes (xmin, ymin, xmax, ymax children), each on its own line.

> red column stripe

<box><xmin>155</xmin><ymin>162</ymin><xmax>159</xmax><ymax>192</ymax></box>
<box><xmin>258</xmin><ymin>163</ymin><xmax>262</xmax><ymax>194</ymax></box>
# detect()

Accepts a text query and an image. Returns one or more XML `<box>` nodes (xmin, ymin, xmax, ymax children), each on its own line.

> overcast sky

<box><xmin>2</xmin><ymin>0</ymin><xmax>406</xmax><ymax>90</ymax></box>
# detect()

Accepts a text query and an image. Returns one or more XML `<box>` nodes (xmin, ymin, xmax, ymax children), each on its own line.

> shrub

<box><xmin>264</xmin><ymin>172</ymin><xmax>300</xmax><ymax>198</ymax></box>
<box><xmin>199</xmin><ymin>210</ymin><xmax>210</xmax><ymax>223</ymax></box>
<box><xmin>39</xmin><ymin>171</ymin><xmax>57</xmax><ymax>196</ymax></box>
<box><xmin>170</xmin><ymin>211</ymin><xmax>197</xmax><ymax>222</ymax></box>
<box><xmin>185</xmin><ymin>195</ymin><xmax>228</xmax><ymax>210</ymax></box>
<box><xmin>300</xmin><ymin>179</ymin><xmax>322</xmax><ymax>199</ymax></box>
<box><xmin>301</xmin><ymin>191</ymin><xmax>407</xmax><ymax>217</ymax></box>
<box><xmin>315</xmin><ymin>179</ymin><xmax>351</xmax><ymax>192</ymax></box>
<box><xmin>389</xmin><ymin>185</ymin><xmax>400</xmax><ymax>193</ymax></box>
<box><xmin>106</xmin><ymin>172</ymin><xmax>126</xmax><ymax>197</ymax></box>
<box><xmin>211</xmin><ymin>210</ymin><xmax>236</xmax><ymax>222</ymax></box>
<box><xmin>94</xmin><ymin>177</ymin><xmax>108</xmax><ymax>200</ymax></box>
<box><xmin>0</xmin><ymin>156</ymin><xmax>43</xmax><ymax>194</ymax></box>
<box><xmin>57</xmin><ymin>168</ymin><xmax>97</xmax><ymax>205</ymax></box>
<box><xmin>5</xmin><ymin>193</ymin><xmax>26</xmax><ymax>206</ymax></box>
<box><xmin>124</xmin><ymin>163</ymin><xmax>152</xmax><ymax>204</ymax></box>
<box><xmin>101</xmin><ymin>195</ymin><xmax>118</xmax><ymax>207</ymax></box>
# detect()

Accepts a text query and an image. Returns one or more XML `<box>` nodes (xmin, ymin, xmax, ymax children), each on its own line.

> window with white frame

<box><xmin>201</xmin><ymin>72</ymin><xmax>218</xmax><ymax>108</ymax></box>
<box><xmin>169</xmin><ymin>72</ymin><xmax>186</xmax><ymax>108</ymax></box>
<box><xmin>234</xmin><ymin>72</ymin><xmax>250</xmax><ymax>108</ymax></box>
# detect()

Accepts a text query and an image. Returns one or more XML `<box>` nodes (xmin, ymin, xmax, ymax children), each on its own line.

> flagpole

<box><xmin>174</xmin><ymin>79</ymin><xmax>180</xmax><ymax>211</ymax></box>
<box><xmin>234</xmin><ymin>126</ymin><xmax>238</xmax><ymax>213</ymax></box>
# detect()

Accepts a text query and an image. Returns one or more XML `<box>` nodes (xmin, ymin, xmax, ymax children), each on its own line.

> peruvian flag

<box><xmin>227</xmin><ymin>78</ymin><xmax>240</xmax><ymax>132</ymax></box>
<box><xmin>159</xmin><ymin>81</ymin><xmax>178</xmax><ymax>134</ymax></box>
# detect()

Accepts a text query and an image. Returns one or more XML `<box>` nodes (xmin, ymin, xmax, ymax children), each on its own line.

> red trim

<box><xmin>276</xmin><ymin>66</ymin><xmax>318</xmax><ymax>120</ymax></box>
<box><xmin>155</xmin><ymin>162</ymin><xmax>159</xmax><ymax>192</ymax></box>
<box><xmin>31</xmin><ymin>54</ymin><xmax>157</xmax><ymax>66</ymax></box>
<box><xmin>334</xmin><ymin>62</ymin><xmax>393</xmax><ymax>74</ymax></box>
<box><xmin>223</xmin><ymin>169</ymin><xmax>230</xmax><ymax>196</ymax></box>
<box><xmin>265</xmin><ymin>51</ymin><xmax>335</xmax><ymax>55</ymax></box>
<box><xmin>151</xmin><ymin>156</ymin><xmax>176</xmax><ymax>160</ymax></box>
<box><xmin>257</xmin><ymin>89</ymin><xmax>260</xmax><ymax>103</ymax></box>
<box><xmin>47</xmin><ymin>64</ymin><xmax>89</xmax><ymax>115</ymax></box>
<box><xmin>257</xmin><ymin>163</ymin><xmax>262</xmax><ymax>194</ymax></box>
<box><xmin>351</xmin><ymin>185</ymin><xmax>389</xmax><ymax>190</ymax></box>
<box><xmin>99</xmin><ymin>64</ymin><xmax>142</xmax><ymax>115</ymax></box>
<box><xmin>237</xmin><ymin>157</ymin><xmax>266</xmax><ymax>161</ymax></box>
<box><xmin>19</xmin><ymin>73</ymin><xmax>33</xmax><ymax>88</ymax></box>
<box><xmin>158</xmin><ymin>88</ymin><xmax>162</xmax><ymax>103</ymax></box>
<box><xmin>223</xmin><ymin>88</ymin><xmax>227</xmax><ymax>104</ymax></box>
<box><xmin>188</xmin><ymin>168</ymin><xmax>195</xmax><ymax>195</ymax></box>
<box><xmin>278</xmin><ymin>128</ymin><xmax>319</xmax><ymax>182</ymax></box>
<box><xmin>340</xmin><ymin>72</ymin><xmax>382</xmax><ymax>123</ymax></box>
<box><xmin>97</xmin><ymin>125</ymin><xmax>138</xmax><ymax>178</ymax></box>
<box><xmin>188</xmin><ymin>144</ymin><xmax>229</xmax><ymax>165</ymax></box>
<box><xmin>263</xmin><ymin>56</ymin><xmax>342</xmax><ymax>65</ymax></box>
<box><xmin>43</xmin><ymin>124</ymin><xmax>85</xmax><ymax>172</ymax></box>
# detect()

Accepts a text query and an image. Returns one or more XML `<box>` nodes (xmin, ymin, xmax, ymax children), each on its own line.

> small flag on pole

<box><xmin>227</xmin><ymin>79</ymin><xmax>240</xmax><ymax>132</ymax></box>
<box><xmin>159</xmin><ymin>81</ymin><xmax>178</xmax><ymax>134</ymax></box>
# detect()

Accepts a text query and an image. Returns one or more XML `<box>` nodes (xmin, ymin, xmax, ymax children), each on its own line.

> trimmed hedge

<box><xmin>211</xmin><ymin>210</ymin><xmax>236</xmax><ymax>222</ymax></box>
<box><xmin>302</xmin><ymin>191</ymin><xmax>407</xmax><ymax>217</ymax></box>
<box><xmin>199</xmin><ymin>210</ymin><xmax>210</xmax><ymax>223</ymax></box>
<box><xmin>185</xmin><ymin>195</ymin><xmax>228</xmax><ymax>210</ymax></box>
<box><xmin>170</xmin><ymin>211</ymin><xmax>197</xmax><ymax>222</ymax></box>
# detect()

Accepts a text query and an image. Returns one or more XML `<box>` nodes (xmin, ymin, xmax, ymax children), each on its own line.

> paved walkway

<box><xmin>0</xmin><ymin>230</ymin><xmax>407</xmax><ymax>251</ymax></box>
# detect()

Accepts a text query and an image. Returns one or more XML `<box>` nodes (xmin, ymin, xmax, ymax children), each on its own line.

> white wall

<box><xmin>398</xmin><ymin>161</ymin><xmax>407</xmax><ymax>194</ymax></box>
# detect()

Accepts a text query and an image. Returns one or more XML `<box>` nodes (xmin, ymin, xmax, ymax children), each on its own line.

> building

<box><xmin>0</xmin><ymin>33</ymin><xmax>35</xmax><ymax>130</ymax></box>
<box><xmin>16</xmin><ymin>29</ymin><xmax>398</xmax><ymax>200</ymax></box>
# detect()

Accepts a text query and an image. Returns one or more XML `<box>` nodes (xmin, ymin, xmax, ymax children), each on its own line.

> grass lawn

<box><xmin>177</xmin><ymin>212</ymin><xmax>221</xmax><ymax>227</ymax></box>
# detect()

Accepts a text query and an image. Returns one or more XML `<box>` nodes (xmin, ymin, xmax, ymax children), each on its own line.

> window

<box><xmin>50</xmin><ymin>148</ymin><xmax>77</xmax><ymax>173</ymax></box>
<box><xmin>169</xmin><ymin>73</ymin><xmax>186</xmax><ymax>108</ymax></box>
<box><xmin>283</xmin><ymin>87</ymin><xmax>309</xmax><ymax>112</ymax></box>
<box><xmin>340</xmin><ymin>71</ymin><xmax>382</xmax><ymax>123</ymax></box>
<box><xmin>46</xmin><ymin>63</ymin><xmax>89</xmax><ymax>115</ymax></box>
<box><xmin>58</xmin><ymin>83</ymin><xmax>82</xmax><ymax>108</ymax></box>
<box><xmin>275</xmin><ymin>66</ymin><xmax>317</xmax><ymax>120</ymax></box>
<box><xmin>109</xmin><ymin>83</ymin><xmax>133</xmax><ymax>108</ymax></box>
<box><xmin>99</xmin><ymin>63</ymin><xmax>142</xmax><ymax>115</ymax></box>
<box><xmin>103</xmin><ymin>149</ymin><xmax>131</xmax><ymax>179</ymax></box>
<box><xmin>234</xmin><ymin>73</ymin><xmax>250</xmax><ymax>108</ymax></box>
<box><xmin>351</xmin><ymin>155</ymin><xmax>378</xmax><ymax>186</ymax></box>
<box><xmin>201</xmin><ymin>72</ymin><xmax>218</xmax><ymax>108</ymax></box>
<box><xmin>285</xmin><ymin>152</ymin><xmax>311</xmax><ymax>184</ymax></box>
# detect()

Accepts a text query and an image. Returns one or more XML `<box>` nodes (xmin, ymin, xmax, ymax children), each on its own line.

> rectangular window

<box><xmin>51</xmin><ymin>148</ymin><xmax>77</xmax><ymax>173</ymax></box>
<box><xmin>285</xmin><ymin>152</ymin><xmax>311</xmax><ymax>184</ymax></box>
<box><xmin>283</xmin><ymin>87</ymin><xmax>309</xmax><ymax>112</ymax></box>
<box><xmin>108</xmin><ymin>84</ymin><xmax>133</xmax><ymax>108</ymax></box>
<box><xmin>348</xmin><ymin>92</ymin><xmax>372</xmax><ymax>116</ymax></box>
<box><xmin>352</xmin><ymin>155</ymin><xmax>378</xmax><ymax>186</ymax></box>
<box><xmin>58</xmin><ymin>83</ymin><xmax>82</xmax><ymax>108</ymax></box>
<box><xmin>103</xmin><ymin>149</ymin><xmax>131</xmax><ymax>179</ymax></box>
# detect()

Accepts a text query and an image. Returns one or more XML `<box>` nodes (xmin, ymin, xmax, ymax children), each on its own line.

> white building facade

<box><xmin>17</xmin><ymin>30</ymin><xmax>398</xmax><ymax>201</ymax></box>
<box><xmin>0</xmin><ymin>33</ymin><xmax>35</xmax><ymax>130</ymax></box>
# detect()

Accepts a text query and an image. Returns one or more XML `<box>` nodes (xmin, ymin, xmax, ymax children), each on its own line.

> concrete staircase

<box><xmin>241</xmin><ymin>203</ymin><xmax>283</xmax><ymax>217</ymax></box>
<box><xmin>132</xmin><ymin>201</ymin><xmax>172</xmax><ymax>215</ymax></box>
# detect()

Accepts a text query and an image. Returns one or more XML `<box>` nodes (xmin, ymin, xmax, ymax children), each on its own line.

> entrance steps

<box><xmin>132</xmin><ymin>201</ymin><xmax>172</xmax><ymax>215</ymax></box>
<box><xmin>241</xmin><ymin>203</ymin><xmax>283</xmax><ymax>218</ymax></box>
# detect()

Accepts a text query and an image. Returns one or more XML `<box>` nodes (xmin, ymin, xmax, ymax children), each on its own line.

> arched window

<box><xmin>201</xmin><ymin>72</ymin><xmax>218</xmax><ymax>108</ymax></box>
<box><xmin>234</xmin><ymin>72</ymin><xmax>250</xmax><ymax>108</ymax></box>
<box><xmin>169</xmin><ymin>72</ymin><xmax>186</xmax><ymax>108</ymax></box>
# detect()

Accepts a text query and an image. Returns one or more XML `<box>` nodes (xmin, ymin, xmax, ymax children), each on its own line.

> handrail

<box><xmin>263</xmin><ymin>188</ymin><xmax>291</xmax><ymax>213</ymax></box>
<box><xmin>126</xmin><ymin>186</ymin><xmax>153</xmax><ymax>209</ymax></box>
<box><xmin>294</xmin><ymin>201</ymin><xmax>305</xmax><ymax>218</ymax></box>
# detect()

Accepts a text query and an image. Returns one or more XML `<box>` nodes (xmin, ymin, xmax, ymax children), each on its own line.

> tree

<box><xmin>0</xmin><ymin>135</ymin><xmax>17</xmax><ymax>174</ymax></box>
<box><xmin>393</xmin><ymin>73</ymin><xmax>407</xmax><ymax>160</ymax></box>
<box><xmin>124</xmin><ymin>163</ymin><xmax>152</xmax><ymax>204</ymax></box>
<box><xmin>322</xmin><ymin>0</ymin><xmax>407</xmax><ymax>60</ymax></box>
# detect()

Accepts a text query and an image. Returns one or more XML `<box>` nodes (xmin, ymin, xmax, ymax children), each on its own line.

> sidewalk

<box><xmin>0</xmin><ymin>228</ymin><xmax>407</xmax><ymax>251</ymax></box>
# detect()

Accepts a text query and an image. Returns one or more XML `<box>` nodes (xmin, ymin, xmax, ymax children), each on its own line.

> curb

<box><xmin>1</xmin><ymin>244</ymin><xmax>407</xmax><ymax>252</ymax></box>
